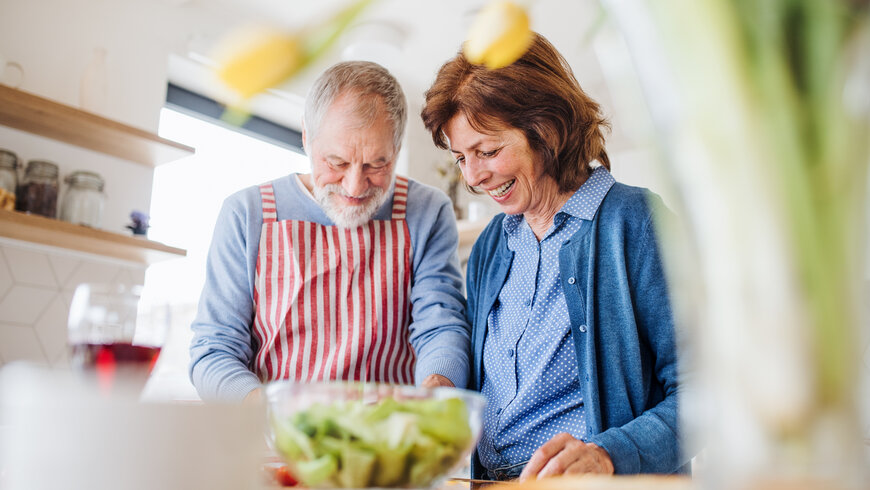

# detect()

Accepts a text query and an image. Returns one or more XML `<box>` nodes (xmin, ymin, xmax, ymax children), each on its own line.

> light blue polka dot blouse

<box><xmin>477</xmin><ymin>166</ymin><xmax>616</xmax><ymax>472</ymax></box>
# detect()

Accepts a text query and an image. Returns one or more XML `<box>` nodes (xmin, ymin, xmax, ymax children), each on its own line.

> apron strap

<box><xmin>258</xmin><ymin>183</ymin><xmax>277</xmax><ymax>224</ymax></box>
<box><xmin>391</xmin><ymin>176</ymin><xmax>409</xmax><ymax>220</ymax></box>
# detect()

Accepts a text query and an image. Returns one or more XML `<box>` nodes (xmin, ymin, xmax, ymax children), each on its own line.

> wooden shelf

<box><xmin>0</xmin><ymin>85</ymin><xmax>194</xmax><ymax>167</ymax></box>
<box><xmin>0</xmin><ymin>209</ymin><xmax>186</xmax><ymax>264</ymax></box>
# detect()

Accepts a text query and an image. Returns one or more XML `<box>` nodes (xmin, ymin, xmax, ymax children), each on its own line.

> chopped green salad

<box><xmin>271</xmin><ymin>396</ymin><xmax>472</xmax><ymax>488</ymax></box>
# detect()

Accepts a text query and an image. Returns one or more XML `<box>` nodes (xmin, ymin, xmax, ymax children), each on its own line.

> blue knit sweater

<box><xmin>189</xmin><ymin>174</ymin><xmax>470</xmax><ymax>401</ymax></box>
<box><xmin>466</xmin><ymin>182</ymin><xmax>689</xmax><ymax>476</ymax></box>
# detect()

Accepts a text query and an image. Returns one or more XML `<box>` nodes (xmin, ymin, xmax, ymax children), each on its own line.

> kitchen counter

<box><xmin>481</xmin><ymin>475</ymin><xmax>694</xmax><ymax>490</ymax></box>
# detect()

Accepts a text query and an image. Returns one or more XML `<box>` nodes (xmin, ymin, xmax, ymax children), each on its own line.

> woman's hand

<box><xmin>519</xmin><ymin>433</ymin><xmax>614</xmax><ymax>482</ymax></box>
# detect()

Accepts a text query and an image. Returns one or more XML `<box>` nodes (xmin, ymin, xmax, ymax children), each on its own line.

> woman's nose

<box><xmin>461</xmin><ymin>158</ymin><xmax>487</xmax><ymax>188</ymax></box>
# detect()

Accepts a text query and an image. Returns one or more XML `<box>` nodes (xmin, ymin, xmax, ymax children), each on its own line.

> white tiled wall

<box><xmin>0</xmin><ymin>237</ymin><xmax>146</xmax><ymax>368</ymax></box>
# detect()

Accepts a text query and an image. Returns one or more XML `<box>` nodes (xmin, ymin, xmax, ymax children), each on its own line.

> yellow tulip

<box><xmin>213</xmin><ymin>0</ymin><xmax>375</xmax><ymax>101</ymax></box>
<box><xmin>215</xmin><ymin>26</ymin><xmax>304</xmax><ymax>100</ymax></box>
<box><xmin>464</xmin><ymin>0</ymin><xmax>534</xmax><ymax>69</ymax></box>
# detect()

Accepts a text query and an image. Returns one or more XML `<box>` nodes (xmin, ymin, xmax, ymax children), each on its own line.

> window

<box><xmin>142</xmin><ymin>105</ymin><xmax>308</xmax><ymax>401</ymax></box>
<box><xmin>149</xmin><ymin>106</ymin><xmax>308</xmax><ymax>304</ymax></box>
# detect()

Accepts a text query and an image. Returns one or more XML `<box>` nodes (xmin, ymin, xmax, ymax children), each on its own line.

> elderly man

<box><xmin>189</xmin><ymin>61</ymin><xmax>469</xmax><ymax>402</ymax></box>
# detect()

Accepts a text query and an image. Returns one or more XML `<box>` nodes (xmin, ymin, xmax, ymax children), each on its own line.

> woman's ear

<box><xmin>301</xmin><ymin>121</ymin><xmax>308</xmax><ymax>154</ymax></box>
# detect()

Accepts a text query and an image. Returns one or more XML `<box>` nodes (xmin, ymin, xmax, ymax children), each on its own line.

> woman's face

<box><xmin>443</xmin><ymin>113</ymin><xmax>557</xmax><ymax>218</ymax></box>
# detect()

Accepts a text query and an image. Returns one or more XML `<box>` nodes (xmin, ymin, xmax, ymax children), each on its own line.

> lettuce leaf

<box><xmin>272</xmin><ymin>395</ymin><xmax>471</xmax><ymax>488</ymax></box>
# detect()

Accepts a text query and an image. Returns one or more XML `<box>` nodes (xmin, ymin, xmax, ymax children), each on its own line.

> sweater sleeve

<box><xmin>405</xmin><ymin>183</ymin><xmax>471</xmax><ymax>389</ymax></box>
<box><xmin>189</xmin><ymin>194</ymin><xmax>261</xmax><ymax>402</ymax></box>
<box><xmin>587</xmin><ymin>211</ymin><xmax>685</xmax><ymax>474</ymax></box>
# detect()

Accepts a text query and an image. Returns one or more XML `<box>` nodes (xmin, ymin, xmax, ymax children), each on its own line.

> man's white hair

<box><xmin>304</xmin><ymin>61</ymin><xmax>408</xmax><ymax>152</ymax></box>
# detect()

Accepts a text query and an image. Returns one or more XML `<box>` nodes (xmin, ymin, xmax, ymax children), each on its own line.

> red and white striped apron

<box><xmin>251</xmin><ymin>176</ymin><xmax>415</xmax><ymax>384</ymax></box>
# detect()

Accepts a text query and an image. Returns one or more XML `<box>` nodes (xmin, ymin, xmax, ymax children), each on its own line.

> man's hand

<box><xmin>519</xmin><ymin>433</ymin><xmax>614</xmax><ymax>482</ymax></box>
<box><xmin>243</xmin><ymin>387</ymin><xmax>263</xmax><ymax>404</ymax></box>
<box><xmin>421</xmin><ymin>374</ymin><xmax>454</xmax><ymax>388</ymax></box>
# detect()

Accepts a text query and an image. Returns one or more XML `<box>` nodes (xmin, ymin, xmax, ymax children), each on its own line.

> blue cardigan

<box><xmin>466</xmin><ymin>183</ymin><xmax>688</xmax><ymax>476</ymax></box>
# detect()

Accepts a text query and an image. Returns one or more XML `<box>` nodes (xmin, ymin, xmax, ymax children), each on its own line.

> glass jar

<box><xmin>60</xmin><ymin>170</ymin><xmax>105</xmax><ymax>228</ymax></box>
<box><xmin>15</xmin><ymin>159</ymin><xmax>59</xmax><ymax>218</ymax></box>
<box><xmin>0</xmin><ymin>149</ymin><xmax>18</xmax><ymax>210</ymax></box>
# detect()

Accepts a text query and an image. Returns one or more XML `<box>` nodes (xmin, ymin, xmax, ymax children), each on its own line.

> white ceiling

<box><xmin>196</xmin><ymin>0</ymin><xmax>604</xmax><ymax>93</ymax></box>
<box><xmin>169</xmin><ymin>0</ymin><xmax>619</xmax><ymax>137</ymax></box>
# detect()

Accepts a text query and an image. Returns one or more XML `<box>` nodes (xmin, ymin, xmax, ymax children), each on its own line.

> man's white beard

<box><xmin>313</xmin><ymin>183</ymin><xmax>390</xmax><ymax>228</ymax></box>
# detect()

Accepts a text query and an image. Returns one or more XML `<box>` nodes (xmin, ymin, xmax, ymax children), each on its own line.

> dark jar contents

<box><xmin>15</xmin><ymin>159</ymin><xmax>59</xmax><ymax>218</ymax></box>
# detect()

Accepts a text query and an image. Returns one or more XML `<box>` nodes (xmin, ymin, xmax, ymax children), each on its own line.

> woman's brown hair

<box><xmin>421</xmin><ymin>33</ymin><xmax>610</xmax><ymax>193</ymax></box>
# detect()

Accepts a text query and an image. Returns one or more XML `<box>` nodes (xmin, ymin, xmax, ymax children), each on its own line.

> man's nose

<box><xmin>342</xmin><ymin>165</ymin><xmax>368</xmax><ymax>197</ymax></box>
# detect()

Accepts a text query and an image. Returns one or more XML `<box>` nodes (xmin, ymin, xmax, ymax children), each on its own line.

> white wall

<box><xmin>0</xmin><ymin>0</ymin><xmax>683</xmax><ymax>401</ymax></box>
<box><xmin>0</xmin><ymin>0</ymin><xmax>196</xmax><ymax>231</ymax></box>
<box><xmin>0</xmin><ymin>0</ymin><xmax>196</xmax><ymax>382</ymax></box>
<box><xmin>0</xmin><ymin>237</ymin><xmax>147</xmax><ymax>367</ymax></box>
<box><xmin>0</xmin><ymin>0</ymin><xmax>186</xmax><ymax>133</ymax></box>
<box><xmin>0</xmin><ymin>125</ymin><xmax>154</xmax><ymax>234</ymax></box>
<box><xmin>1</xmin><ymin>0</ymin><xmax>664</xmax><ymax>209</ymax></box>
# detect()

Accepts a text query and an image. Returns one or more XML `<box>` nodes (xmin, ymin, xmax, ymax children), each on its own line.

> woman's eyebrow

<box><xmin>450</xmin><ymin>139</ymin><xmax>486</xmax><ymax>153</ymax></box>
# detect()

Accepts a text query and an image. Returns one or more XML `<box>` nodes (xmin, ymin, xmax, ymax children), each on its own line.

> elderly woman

<box><xmin>421</xmin><ymin>33</ymin><xmax>688</xmax><ymax>481</ymax></box>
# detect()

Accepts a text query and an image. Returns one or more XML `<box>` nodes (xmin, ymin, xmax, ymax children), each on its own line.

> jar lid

<box><xmin>65</xmin><ymin>170</ymin><xmax>105</xmax><ymax>191</ymax></box>
<box><xmin>0</xmin><ymin>149</ymin><xmax>18</xmax><ymax>169</ymax></box>
<box><xmin>25</xmin><ymin>159</ymin><xmax>59</xmax><ymax>178</ymax></box>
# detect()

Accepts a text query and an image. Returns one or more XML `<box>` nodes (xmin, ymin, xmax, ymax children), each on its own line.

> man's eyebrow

<box><xmin>325</xmin><ymin>154</ymin><xmax>391</xmax><ymax>166</ymax></box>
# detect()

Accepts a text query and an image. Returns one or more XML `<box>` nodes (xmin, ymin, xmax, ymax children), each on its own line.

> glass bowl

<box><xmin>265</xmin><ymin>380</ymin><xmax>485</xmax><ymax>488</ymax></box>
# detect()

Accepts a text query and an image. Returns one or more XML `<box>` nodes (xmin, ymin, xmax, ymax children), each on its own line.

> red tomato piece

<box><xmin>274</xmin><ymin>465</ymin><xmax>298</xmax><ymax>487</ymax></box>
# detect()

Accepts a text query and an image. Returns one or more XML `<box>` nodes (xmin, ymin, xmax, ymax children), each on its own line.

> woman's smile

<box><xmin>488</xmin><ymin>179</ymin><xmax>516</xmax><ymax>198</ymax></box>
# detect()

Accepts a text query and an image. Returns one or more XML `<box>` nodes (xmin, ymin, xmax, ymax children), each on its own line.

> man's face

<box><xmin>304</xmin><ymin>93</ymin><xmax>397</xmax><ymax>228</ymax></box>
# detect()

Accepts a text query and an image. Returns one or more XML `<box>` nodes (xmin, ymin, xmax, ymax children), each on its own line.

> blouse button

<box><xmin>579</xmin><ymin>325</ymin><xmax>588</xmax><ymax>333</ymax></box>
<box><xmin>567</xmin><ymin>277</ymin><xmax>576</xmax><ymax>284</ymax></box>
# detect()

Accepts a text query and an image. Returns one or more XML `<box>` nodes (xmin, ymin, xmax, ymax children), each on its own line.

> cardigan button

<box><xmin>567</xmin><ymin>277</ymin><xmax>576</xmax><ymax>285</ymax></box>
<box><xmin>579</xmin><ymin>325</ymin><xmax>587</xmax><ymax>333</ymax></box>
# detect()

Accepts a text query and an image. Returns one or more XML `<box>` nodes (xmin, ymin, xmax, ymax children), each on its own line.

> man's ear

<box><xmin>301</xmin><ymin>121</ymin><xmax>308</xmax><ymax>153</ymax></box>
